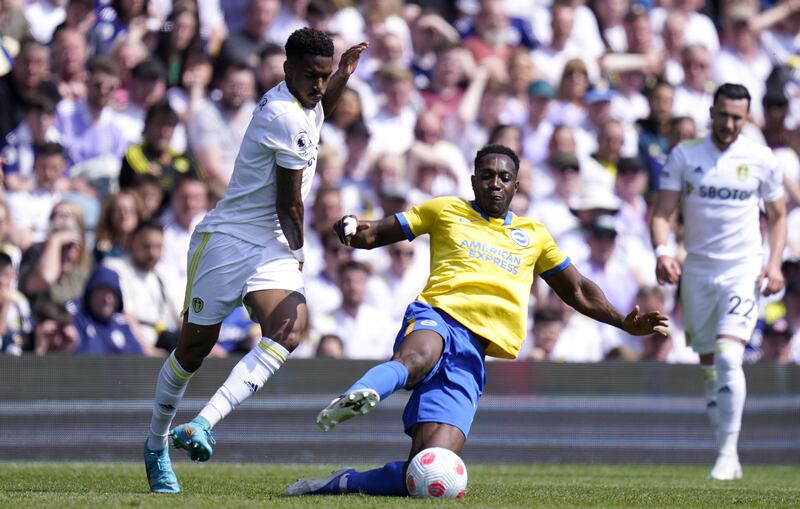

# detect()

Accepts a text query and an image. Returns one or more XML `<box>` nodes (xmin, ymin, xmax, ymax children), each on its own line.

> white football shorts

<box><xmin>182</xmin><ymin>231</ymin><xmax>304</xmax><ymax>325</ymax></box>
<box><xmin>680</xmin><ymin>255</ymin><xmax>762</xmax><ymax>354</ymax></box>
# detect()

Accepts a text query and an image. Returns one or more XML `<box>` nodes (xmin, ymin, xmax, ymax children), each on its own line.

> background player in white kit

<box><xmin>650</xmin><ymin>83</ymin><xmax>787</xmax><ymax>481</ymax></box>
<box><xmin>143</xmin><ymin>28</ymin><xmax>368</xmax><ymax>493</ymax></box>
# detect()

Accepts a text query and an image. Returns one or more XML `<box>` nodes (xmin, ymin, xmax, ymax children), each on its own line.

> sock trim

<box><xmin>258</xmin><ymin>338</ymin><xmax>288</xmax><ymax>363</ymax></box>
<box><xmin>168</xmin><ymin>353</ymin><xmax>192</xmax><ymax>381</ymax></box>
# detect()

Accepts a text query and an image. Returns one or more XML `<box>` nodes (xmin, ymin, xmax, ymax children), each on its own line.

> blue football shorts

<box><xmin>393</xmin><ymin>301</ymin><xmax>487</xmax><ymax>439</ymax></box>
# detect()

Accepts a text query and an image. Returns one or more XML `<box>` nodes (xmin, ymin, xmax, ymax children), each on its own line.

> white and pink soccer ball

<box><xmin>405</xmin><ymin>447</ymin><xmax>468</xmax><ymax>499</ymax></box>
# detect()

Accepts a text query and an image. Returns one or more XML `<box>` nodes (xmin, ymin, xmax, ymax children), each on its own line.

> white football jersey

<box><xmin>660</xmin><ymin>135</ymin><xmax>783</xmax><ymax>260</ymax></box>
<box><xmin>196</xmin><ymin>81</ymin><xmax>322</xmax><ymax>246</ymax></box>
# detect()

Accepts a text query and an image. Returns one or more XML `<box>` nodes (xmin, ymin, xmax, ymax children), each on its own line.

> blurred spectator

<box><xmin>454</xmin><ymin>76</ymin><xmax>510</xmax><ymax>165</ymax></box>
<box><xmin>590</xmin><ymin>119</ymin><xmax>625</xmax><ymax>178</ymax></box>
<box><xmin>20</xmin><ymin>201</ymin><xmax>90</xmax><ymax>345</ymax></box>
<box><xmin>104</xmin><ymin>220</ymin><xmax>182</xmax><ymax>356</ymax></box>
<box><xmin>166</xmin><ymin>50</ymin><xmax>213</xmax><ymax>131</ymax></box>
<box><xmin>109</xmin><ymin>34</ymin><xmax>149</xmax><ymax>89</ymax></box>
<box><xmin>614</xmin><ymin>157</ymin><xmax>651</xmax><ymax>248</ymax></box>
<box><xmin>0</xmin><ymin>251</ymin><xmax>31</xmax><ymax>355</ymax></box>
<box><xmin>419</xmin><ymin>44</ymin><xmax>468</xmax><ymax>121</ymax></box>
<box><xmin>93</xmin><ymin>190</ymin><xmax>143</xmax><ymax>263</ymax></box>
<box><xmin>118</xmin><ymin>58</ymin><xmax>169</xmax><ymax>148</ymax></box>
<box><xmin>460</xmin><ymin>0</ymin><xmax>537</xmax><ymax>63</ymax></box>
<box><xmin>660</xmin><ymin>10</ymin><xmax>688</xmax><ymax>86</ymax></box>
<box><xmin>51</xmin><ymin>27</ymin><xmax>89</xmax><ymax>102</ymax></box>
<box><xmin>119</xmin><ymin>100</ymin><xmax>200</xmax><ymax>208</ymax></box>
<box><xmin>561</xmin><ymin>185</ymin><xmax>621</xmax><ymax>266</ymax></box>
<box><xmin>551</xmin><ymin>58</ymin><xmax>589</xmax><ymax>128</ymax></box>
<box><xmin>367</xmin><ymin>65</ymin><xmax>418</xmax><ymax>157</ymax></box>
<box><xmin>32</xmin><ymin>296</ymin><xmax>78</xmax><ymax>355</ymax></box>
<box><xmin>304</xmin><ymin>185</ymin><xmax>343</xmax><ymax>277</ymax></box>
<box><xmin>761</xmin><ymin>90</ymin><xmax>800</xmax><ymax>208</ymax></box>
<box><xmin>56</xmin><ymin>55</ymin><xmax>128</xmax><ymax>168</ymax></box>
<box><xmin>376</xmin><ymin>238</ymin><xmax>427</xmax><ymax>323</ymax></box>
<box><xmin>130</xmin><ymin>173</ymin><xmax>165</xmax><ymax>221</ymax></box>
<box><xmin>1</xmin><ymin>94</ymin><xmax>60</xmax><ymax>192</ymax></box>
<box><xmin>712</xmin><ymin>5</ymin><xmax>772</xmax><ymax>125</ymax></box>
<box><xmin>90</xmin><ymin>0</ymin><xmax>153</xmax><ymax>56</ymax></box>
<box><xmin>214</xmin><ymin>306</ymin><xmax>261</xmax><ymax>356</ymax></box>
<box><xmin>527</xmin><ymin>307</ymin><xmax>566</xmax><ymax>361</ymax></box>
<box><xmin>159</xmin><ymin>175</ymin><xmax>208</xmax><ymax>289</ymax></box>
<box><xmin>759</xmin><ymin>319</ymin><xmax>793</xmax><ymax>364</ymax></box>
<box><xmin>312</xmin><ymin>260</ymin><xmax>393</xmax><ymax>359</ymax></box>
<box><xmin>321</xmin><ymin>86</ymin><xmax>363</xmax><ymax>153</ymax></box>
<box><xmin>0</xmin><ymin>200</ymin><xmax>21</xmax><ymax>270</ymax></box>
<box><xmin>254</xmin><ymin>42</ymin><xmax>286</xmax><ymax>96</ymax></box>
<box><xmin>154</xmin><ymin>4</ymin><xmax>204</xmax><ymax>88</ymax></box>
<box><xmin>24</xmin><ymin>0</ymin><xmax>65</xmax><ymax>44</ymax></box>
<box><xmin>72</xmin><ymin>265</ymin><xmax>142</xmax><ymax>355</ymax></box>
<box><xmin>305</xmin><ymin>231</ymin><xmax>354</xmax><ymax>326</ymax></box>
<box><xmin>650</xmin><ymin>0</ymin><xmax>719</xmax><ymax>55</ymax></box>
<box><xmin>594</xmin><ymin>0</ymin><xmax>629</xmax><ymax>52</ymax></box>
<box><xmin>533</xmin><ymin>1</ymin><xmax>597</xmax><ymax>87</ymax></box>
<box><xmin>636</xmin><ymin>80</ymin><xmax>673</xmax><ymax>183</ymax></box>
<box><xmin>6</xmin><ymin>141</ymin><xmax>68</xmax><ymax>248</ymax></box>
<box><xmin>673</xmin><ymin>44</ymin><xmax>714</xmax><ymax>134</ymax></box>
<box><xmin>529</xmin><ymin>151</ymin><xmax>581</xmax><ymax>240</ymax></box>
<box><xmin>627</xmin><ymin>285</ymin><xmax>697</xmax><ymax>363</ymax></box>
<box><xmin>217</xmin><ymin>0</ymin><xmax>279</xmax><ymax>73</ymax></box>
<box><xmin>187</xmin><ymin>62</ymin><xmax>256</xmax><ymax>188</ymax></box>
<box><xmin>0</xmin><ymin>38</ymin><xmax>60</xmax><ymax>141</ymax></box>
<box><xmin>521</xmin><ymin>79</ymin><xmax>557</xmax><ymax>172</ymax></box>
<box><xmin>315</xmin><ymin>333</ymin><xmax>344</xmax><ymax>359</ymax></box>
<box><xmin>574</xmin><ymin>85</ymin><xmax>615</xmax><ymax>158</ymax></box>
<box><xmin>53</xmin><ymin>0</ymin><xmax>96</xmax><ymax>39</ymax></box>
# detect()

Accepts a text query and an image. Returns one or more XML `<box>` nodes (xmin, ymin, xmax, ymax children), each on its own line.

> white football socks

<box><xmin>198</xmin><ymin>337</ymin><xmax>289</xmax><ymax>427</ymax></box>
<box><xmin>715</xmin><ymin>340</ymin><xmax>746</xmax><ymax>458</ymax></box>
<box><xmin>148</xmin><ymin>352</ymin><xmax>194</xmax><ymax>451</ymax></box>
<box><xmin>701</xmin><ymin>364</ymin><xmax>719</xmax><ymax>444</ymax></box>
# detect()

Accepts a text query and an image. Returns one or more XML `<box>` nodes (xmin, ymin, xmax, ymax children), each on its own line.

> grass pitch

<box><xmin>1</xmin><ymin>462</ymin><xmax>798</xmax><ymax>508</ymax></box>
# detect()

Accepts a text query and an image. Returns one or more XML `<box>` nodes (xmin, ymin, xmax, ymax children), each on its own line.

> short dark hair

<box><xmin>474</xmin><ymin>144</ymin><xmax>520</xmax><ymax>174</ymax></box>
<box><xmin>259</xmin><ymin>42</ymin><xmax>285</xmax><ymax>61</ymax></box>
<box><xmin>33</xmin><ymin>141</ymin><xmax>64</xmax><ymax>158</ymax></box>
<box><xmin>713</xmin><ymin>83</ymin><xmax>751</xmax><ymax>110</ymax></box>
<box><xmin>338</xmin><ymin>260</ymin><xmax>370</xmax><ymax>279</ymax></box>
<box><xmin>25</xmin><ymin>94</ymin><xmax>57</xmax><ymax>115</ymax></box>
<box><xmin>285</xmin><ymin>27</ymin><xmax>334</xmax><ymax>62</ymax></box>
<box><xmin>145</xmin><ymin>100</ymin><xmax>179</xmax><ymax>126</ymax></box>
<box><xmin>133</xmin><ymin>220</ymin><xmax>163</xmax><ymax>237</ymax></box>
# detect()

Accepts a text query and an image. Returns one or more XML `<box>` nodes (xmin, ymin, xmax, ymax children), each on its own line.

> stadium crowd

<box><xmin>0</xmin><ymin>0</ymin><xmax>798</xmax><ymax>363</ymax></box>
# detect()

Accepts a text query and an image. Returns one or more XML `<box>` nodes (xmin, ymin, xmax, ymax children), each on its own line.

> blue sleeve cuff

<box><xmin>540</xmin><ymin>257</ymin><xmax>571</xmax><ymax>279</ymax></box>
<box><xmin>395</xmin><ymin>212</ymin><xmax>415</xmax><ymax>241</ymax></box>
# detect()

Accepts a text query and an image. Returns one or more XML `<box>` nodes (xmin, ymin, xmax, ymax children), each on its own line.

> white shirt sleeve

<box><xmin>760</xmin><ymin>149</ymin><xmax>785</xmax><ymax>203</ymax></box>
<box><xmin>262</xmin><ymin>111</ymin><xmax>314</xmax><ymax>170</ymax></box>
<box><xmin>658</xmin><ymin>145</ymin><xmax>685</xmax><ymax>191</ymax></box>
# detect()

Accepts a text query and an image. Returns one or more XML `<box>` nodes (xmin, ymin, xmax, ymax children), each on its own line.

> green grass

<box><xmin>1</xmin><ymin>462</ymin><xmax>799</xmax><ymax>508</ymax></box>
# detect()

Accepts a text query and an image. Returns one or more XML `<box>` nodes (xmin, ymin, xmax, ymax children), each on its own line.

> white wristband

<box><xmin>654</xmin><ymin>245</ymin><xmax>673</xmax><ymax>258</ymax></box>
<box><xmin>291</xmin><ymin>247</ymin><xmax>304</xmax><ymax>263</ymax></box>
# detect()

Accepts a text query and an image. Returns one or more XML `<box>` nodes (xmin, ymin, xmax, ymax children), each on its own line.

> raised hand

<box><xmin>338</xmin><ymin>42</ymin><xmax>369</xmax><ymax>77</ymax></box>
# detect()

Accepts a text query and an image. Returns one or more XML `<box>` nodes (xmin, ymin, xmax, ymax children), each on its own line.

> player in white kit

<box><xmin>144</xmin><ymin>28</ymin><xmax>368</xmax><ymax>493</ymax></box>
<box><xmin>650</xmin><ymin>83</ymin><xmax>787</xmax><ymax>480</ymax></box>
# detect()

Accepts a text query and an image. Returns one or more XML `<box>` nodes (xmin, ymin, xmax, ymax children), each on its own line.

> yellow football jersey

<box><xmin>397</xmin><ymin>196</ymin><xmax>569</xmax><ymax>359</ymax></box>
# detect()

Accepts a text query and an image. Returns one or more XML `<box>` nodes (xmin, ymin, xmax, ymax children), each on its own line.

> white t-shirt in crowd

<box><xmin>196</xmin><ymin>82</ymin><xmax>322</xmax><ymax>247</ymax></box>
<box><xmin>660</xmin><ymin>135</ymin><xmax>784</xmax><ymax>260</ymax></box>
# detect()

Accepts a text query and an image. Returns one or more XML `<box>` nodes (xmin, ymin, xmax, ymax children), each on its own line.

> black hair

<box><xmin>0</xmin><ymin>252</ymin><xmax>13</xmax><ymax>271</ymax></box>
<box><xmin>284</xmin><ymin>27</ymin><xmax>334</xmax><ymax>62</ymax></box>
<box><xmin>338</xmin><ymin>259</ymin><xmax>371</xmax><ymax>279</ymax></box>
<box><xmin>26</xmin><ymin>94</ymin><xmax>57</xmax><ymax>115</ymax></box>
<box><xmin>533</xmin><ymin>307</ymin><xmax>564</xmax><ymax>324</ymax></box>
<box><xmin>145</xmin><ymin>100</ymin><xmax>179</xmax><ymax>126</ymax></box>
<box><xmin>132</xmin><ymin>219</ymin><xmax>164</xmax><ymax>237</ymax></box>
<box><xmin>713</xmin><ymin>83</ymin><xmax>751</xmax><ymax>111</ymax></box>
<box><xmin>259</xmin><ymin>42</ymin><xmax>285</xmax><ymax>60</ymax></box>
<box><xmin>474</xmin><ymin>144</ymin><xmax>520</xmax><ymax>174</ymax></box>
<box><xmin>33</xmin><ymin>141</ymin><xmax>64</xmax><ymax>158</ymax></box>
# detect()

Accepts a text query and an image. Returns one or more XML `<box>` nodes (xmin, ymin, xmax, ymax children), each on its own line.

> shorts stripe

<box><xmin>258</xmin><ymin>339</ymin><xmax>287</xmax><ymax>363</ymax></box>
<box><xmin>404</xmin><ymin>318</ymin><xmax>415</xmax><ymax>336</ymax></box>
<box><xmin>182</xmin><ymin>232</ymin><xmax>212</xmax><ymax>314</ymax></box>
<box><xmin>168</xmin><ymin>355</ymin><xmax>192</xmax><ymax>381</ymax></box>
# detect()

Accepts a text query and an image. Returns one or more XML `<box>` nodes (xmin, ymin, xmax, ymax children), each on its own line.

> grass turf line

<box><xmin>1</xmin><ymin>462</ymin><xmax>799</xmax><ymax>508</ymax></box>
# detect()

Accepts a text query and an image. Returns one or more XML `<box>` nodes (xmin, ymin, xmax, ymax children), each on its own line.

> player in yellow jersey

<box><xmin>287</xmin><ymin>144</ymin><xmax>670</xmax><ymax>496</ymax></box>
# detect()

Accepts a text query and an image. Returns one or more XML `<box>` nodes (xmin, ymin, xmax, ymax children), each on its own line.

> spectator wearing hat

<box><xmin>72</xmin><ymin>265</ymin><xmax>142</xmax><ymax>355</ymax></box>
<box><xmin>575</xmin><ymin>84</ymin><xmax>616</xmax><ymax>157</ymax></box>
<box><xmin>521</xmin><ymin>79</ymin><xmax>557</xmax><ymax>169</ymax></box>
<box><xmin>117</xmin><ymin>58</ymin><xmax>169</xmax><ymax>148</ymax></box>
<box><xmin>711</xmin><ymin>4</ymin><xmax>772</xmax><ymax>126</ymax></box>
<box><xmin>559</xmin><ymin>182</ymin><xmax>622</xmax><ymax>266</ymax></box>
<box><xmin>56</xmin><ymin>55</ymin><xmax>128</xmax><ymax>168</ymax></box>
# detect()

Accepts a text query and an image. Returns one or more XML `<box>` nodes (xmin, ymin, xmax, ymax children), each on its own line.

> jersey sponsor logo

<box><xmin>736</xmin><ymin>164</ymin><xmax>749</xmax><ymax>180</ymax></box>
<box><xmin>293</xmin><ymin>131</ymin><xmax>313</xmax><ymax>158</ymax></box>
<box><xmin>697</xmin><ymin>186</ymin><xmax>752</xmax><ymax>200</ymax></box>
<box><xmin>419</xmin><ymin>319</ymin><xmax>438</xmax><ymax>327</ymax></box>
<box><xmin>459</xmin><ymin>239</ymin><xmax>521</xmax><ymax>275</ymax></box>
<box><xmin>192</xmin><ymin>297</ymin><xmax>204</xmax><ymax>313</ymax></box>
<box><xmin>510</xmin><ymin>229</ymin><xmax>529</xmax><ymax>247</ymax></box>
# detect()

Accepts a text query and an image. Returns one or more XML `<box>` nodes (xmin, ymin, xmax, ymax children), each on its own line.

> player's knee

<box><xmin>714</xmin><ymin>340</ymin><xmax>745</xmax><ymax>389</ymax></box>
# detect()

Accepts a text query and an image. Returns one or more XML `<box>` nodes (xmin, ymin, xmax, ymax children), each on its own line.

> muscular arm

<box><xmin>649</xmin><ymin>189</ymin><xmax>680</xmax><ymax>248</ymax></box>
<box><xmin>545</xmin><ymin>264</ymin><xmax>669</xmax><ymax>336</ymax></box>
<box><xmin>275</xmin><ymin>166</ymin><xmax>304</xmax><ymax>251</ymax></box>
<box><xmin>333</xmin><ymin>214</ymin><xmax>408</xmax><ymax>250</ymax></box>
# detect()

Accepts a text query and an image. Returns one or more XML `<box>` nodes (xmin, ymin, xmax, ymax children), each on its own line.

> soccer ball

<box><xmin>405</xmin><ymin>447</ymin><xmax>468</xmax><ymax>499</ymax></box>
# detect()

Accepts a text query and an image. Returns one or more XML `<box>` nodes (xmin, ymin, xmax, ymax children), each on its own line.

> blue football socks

<box><xmin>346</xmin><ymin>360</ymin><xmax>408</xmax><ymax>400</ymax></box>
<box><xmin>346</xmin><ymin>461</ymin><xmax>407</xmax><ymax>496</ymax></box>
